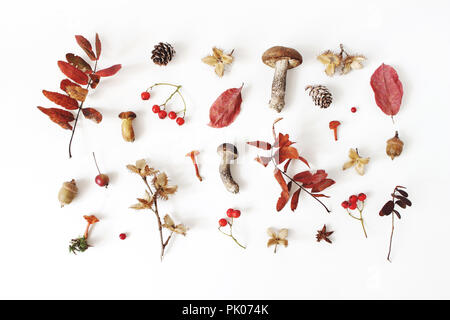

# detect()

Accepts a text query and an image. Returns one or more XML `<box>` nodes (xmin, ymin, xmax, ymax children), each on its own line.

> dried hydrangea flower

<box><xmin>317</xmin><ymin>50</ymin><xmax>341</xmax><ymax>76</ymax></box>
<box><xmin>343</xmin><ymin>148</ymin><xmax>370</xmax><ymax>176</ymax></box>
<box><xmin>342</xmin><ymin>55</ymin><xmax>366</xmax><ymax>74</ymax></box>
<box><xmin>267</xmin><ymin>228</ymin><xmax>288</xmax><ymax>253</ymax></box>
<box><xmin>202</xmin><ymin>47</ymin><xmax>234</xmax><ymax>77</ymax></box>
<box><xmin>162</xmin><ymin>214</ymin><xmax>187</xmax><ymax>236</ymax></box>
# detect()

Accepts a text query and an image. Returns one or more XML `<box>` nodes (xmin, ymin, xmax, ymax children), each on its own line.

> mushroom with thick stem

<box><xmin>262</xmin><ymin>46</ymin><xmax>302</xmax><ymax>113</ymax></box>
<box><xmin>217</xmin><ymin>143</ymin><xmax>239</xmax><ymax>194</ymax></box>
<box><xmin>118</xmin><ymin>111</ymin><xmax>136</xmax><ymax>142</ymax></box>
<box><xmin>186</xmin><ymin>150</ymin><xmax>202</xmax><ymax>181</ymax></box>
<box><xmin>329</xmin><ymin>121</ymin><xmax>341</xmax><ymax>141</ymax></box>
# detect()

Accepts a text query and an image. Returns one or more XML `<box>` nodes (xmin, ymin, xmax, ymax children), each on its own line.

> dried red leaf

<box><xmin>208</xmin><ymin>85</ymin><xmax>243</xmax><ymax>128</ymax></box>
<box><xmin>311</xmin><ymin>179</ymin><xmax>335</xmax><ymax>193</ymax></box>
<box><xmin>57</xmin><ymin>61</ymin><xmax>89</xmax><ymax>85</ymax></box>
<box><xmin>293</xmin><ymin>171</ymin><xmax>313</xmax><ymax>184</ymax></box>
<box><xmin>75</xmin><ymin>35</ymin><xmax>96</xmax><ymax>61</ymax></box>
<box><xmin>89</xmin><ymin>74</ymin><xmax>100</xmax><ymax>89</ymax></box>
<box><xmin>283</xmin><ymin>159</ymin><xmax>292</xmax><ymax>172</ymax></box>
<box><xmin>60</xmin><ymin>79</ymin><xmax>80</xmax><ymax>92</ymax></box>
<box><xmin>274</xmin><ymin>168</ymin><xmax>290</xmax><ymax>211</ymax></box>
<box><xmin>298</xmin><ymin>156</ymin><xmax>310</xmax><ymax>168</ymax></box>
<box><xmin>255</xmin><ymin>156</ymin><xmax>272</xmax><ymax>167</ymax></box>
<box><xmin>380</xmin><ymin>200</ymin><xmax>395</xmax><ymax>216</ymax></box>
<box><xmin>42</xmin><ymin>90</ymin><xmax>79</xmax><ymax>110</ymax></box>
<box><xmin>274</xmin><ymin>146</ymin><xmax>299</xmax><ymax>164</ymax></box>
<box><xmin>66</xmin><ymin>53</ymin><xmax>92</xmax><ymax>74</ymax></box>
<box><xmin>37</xmin><ymin>106</ymin><xmax>74</xmax><ymax>130</ymax></box>
<box><xmin>274</xmin><ymin>133</ymin><xmax>294</xmax><ymax>148</ymax></box>
<box><xmin>95</xmin><ymin>64</ymin><xmax>122</xmax><ymax>77</ymax></box>
<box><xmin>370</xmin><ymin>63</ymin><xmax>403</xmax><ymax>117</ymax></box>
<box><xmin>82</xmin><ymin>108</ymin><xmax>102</xmax><ymax>123</ymax></box>
<box><xmin>247</xmin><ymin>141</ymin><xmax>272</xmax><ymax>150</ymax></box>
<box><xmin>95</xmin><ymin>33</ymin><xmax>101</xmax><ymax>60</ymax></box>
<box><xmin>291</xmin><ymin>188</ymin><xmax>301</xmax><ymax>211</ymax></box>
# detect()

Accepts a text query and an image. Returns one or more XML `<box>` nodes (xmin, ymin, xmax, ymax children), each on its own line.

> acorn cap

<box><xmin>217</xmin><ymin>143</ymin><xmax>238</xmax><ymax>160</ymax></box>
<box><xmin>262</xmin><ymin>46</ymin><xmax>303</xmax><ymax>69</ymax></box>
<box><xmin>118</xmin><ymin>111</ymin><xmax>136</xmax><ymax>119</ymax></box>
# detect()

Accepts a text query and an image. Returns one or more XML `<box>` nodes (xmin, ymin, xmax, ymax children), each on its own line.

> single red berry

<box><xmin>226</xmin><ymin>208</ymin><xmax>235</xmax><ymax>218</ymax></box>
<box><xmin>351</xmin><ymin>107</ymin><xmax>357</xmax><ymax>113</ymax></box>
<box><xmin>176</xmin><ymin>117</ymin><xmax>185</xmax><ymax>126</ymax></box>
<box><xmin>341</xmin><ymin>201</ymin><xmax>349</xmax><ymax>209</ymax></box>
<box><xmin>349</xmin><ymin>195</ymin><xmax>358</xmax><ymax>203</ymax></box>
<box><xmin>358</xmin><ymin>193</ymin><xmax>367</xmax><ymax>201</ymax></box>
<box><xmin>152</xmin><ymin>105</ymin><xmax>160</xmax><ymax>113</ymax></box>
<box><xmin>349</xmin><ymin>203</ymin><xmax>357</xmax><ymax>210</ymax></box>
<box><xmin>219</xmin><ymin>218</ymin><xmax>227</xmax><ymax>227</ymax></box>
<box><xmin>232</xmin><ymin>210</ymin><xmax>241</xmax><ymax>218</ymax></box>
<box><xmin>95</xmin><ymin>174</ymin><xmax>109</xmax><ymax>187</ymax></box>
<box><xmin>119</xmin><ymin>233</ymin><xmax>127</xmax><ymax>240</ymax></box>
<box><xmin>158</xmin><ymin>110</ymin><xmax>167</xmax><ymax>119</ymax></box>
<box><xmin>141</xmin><ymin>91</ymin><xmax>150</xmax><ymax>100</ymax></box>
<box><xmin>168</xmin><ymin>111</ymin><xmax>177</xmax><ymax>120</ymax></box>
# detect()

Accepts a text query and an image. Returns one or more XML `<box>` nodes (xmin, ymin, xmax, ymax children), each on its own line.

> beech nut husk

<box><xmin>386</xmin><ymin>131</ymin><xmax>404</xmax><ymax>160</ymax></box>
<box><xmin>58</xmin><ymin>179</ymin><xmax>78</xmax><ymax>207</ymax></box>
<box><xmin>119</xmin><ymin>111</ymin><xmax>136</xmax><ymax>142</ymax></box>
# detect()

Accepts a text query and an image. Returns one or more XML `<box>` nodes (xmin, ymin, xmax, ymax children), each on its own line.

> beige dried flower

<box><xmin>317</xmin><ymin>50</ymin><xmax>341</xmax><ymax>76</ymax></box>
<box><xmin>202</xmin><ymin>47</ymin><xmax>234</xmax><ymax>77</ymax></box>
<box><xmin>318</xmin><ymin>44</ymin><xmax>365</xmax><ymax>76</ymax></box>
<box><xmin>126</xmin><ymin>159</ymin><xmax>158</xmax><ymax>178</ymax></box>
<box><xmin>267</xmin><ymin>228</ymin><xmax>288</xmax><ymax>253</ymax></box>
<box><xmin>130</xmin><ymin>190</ymin><xmax>154</xmax><ymax>210</ymax></box>
<box><xmin>343</xmin><ymin>148</ymin><xmax>370</xmax><ymax>176</ymax></box>
<box><xmin>162</xmin><ymin>214</ymin><xmax>187</xmax><ymax>236</ymax></box>
<box><xmin>342</xmin><ymin>55</ymin><xmax>366</xmax><ymax>74</ymax></box>
<box><xmin>153</xmin><ymin>172</ymin><xmax>178</xmax><ymax>200</ymax></box>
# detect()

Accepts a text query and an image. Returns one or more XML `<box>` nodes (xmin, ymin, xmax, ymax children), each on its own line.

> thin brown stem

<box><xmin>387</xmin><ymin>210</ymin><xmax>395</xmax><ymax>262</ymax></box>
<box><xmin>92</xmin><ymin>152</ymin><xmax>101</xmax><ymax>175</ymax></box>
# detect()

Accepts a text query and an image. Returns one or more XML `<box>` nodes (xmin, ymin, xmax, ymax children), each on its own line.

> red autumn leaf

<box><xmin>255</xmin><ymin>156</ymin><xmax>272</xmax><ymax>167</ymax></box>
<box><xmin>58</xmin><ymin>61</ymin><xmax>89</xmax><ymax>85</ymax></box>
<box><xmin>283</xmin><ymin>159</ymin><xmax>292</xmax><ymax>172</ymax></box>
<box><xmin>82</xmin><ymin>108</ymin><xmax>102</xmax><ymax>123</ymax></box>
<box><xmin>60</xmin><ymin>79</ymin><xmax>81</xmax><ymax>92</ymax></box>
<box><xmin>274</xmin><ymin>146</ymin><xmax>299</xmax><ymax>164</ymax></box>
<box><xmin>298</xmin><ymin>156</ymin><xmax>310</xmax><ymax>168</ymax></box>
<box><xmin>274</xmin><ymin>168</ymin><xmax>290</xmax><ymax>211</ymax></box>
<box><xmin>42</xmin><ymin>90</ymin><xmax>79</xmax><ymax>110</ymax></box>
<box><xmin>370</xmin><ymin>63</ymin><xmax>403</xmax><ymax>117</ymax></box>
<box><xmin>66</xmin><ymin>53</ymin><xmax>92</xmax><ymax>74</ymax></box>
<box><xmin>247</xmin><ymin>141</ymin><xmax>272</xmax><ymax>150</ymax></box>
<box><xmin>37</xmin><ymin>106</ymin><xmax>74</xmax><ymax>130</ymax></box>
<box><xmin>89</xmin><ymin>74</ymin><xmax>100</xmax><ymax>89</ymax></box>
<box><xmin>287</xmin><ymin>181</ymin><xmax>292</xmax><ymax>192</ymax></box>
<box><xmin>310</xmin><ymin>170</ymin><xmax>328</xmax><ymax>184</ymax></box>
<box><xmin>95</xmin><ymin>33</ymin><xmax>101</xmax><ymax>60</ymax></box>
<box><xmin>75</xmin><ymin>35</ymin><xmax>96</xmax><ymax>61</ymax></box>
<box><xmin>95</xmin><ymin>64</ymin><xmax>122</xmax><ymax>77</ymax></box>
<box><xmin>311</xmin><ymin>179</ymin><xmax>335</xmax><ymax>193</ymax></box>
<box><xmin>293</xmin><ymin>171</ymin><xmax>313</xmax><ymax>184</ymax></box>
<box><xmin>291</xmin><ymin>188</ymin><xmax>301</xmax><ymax>211</ymax></box>
<box><xmin>208</xmin><ymin>85</ymin><xmax>243</xmax><ymax>128</ymax></box>
<box><xmin>277</xmin><ymin>191</ymin><xmax>290</xmax><ymax>212</ymax></box>
<box><xmin>274</xmin><ymin>133</ymin><xmax>294</xmax><ymax>148</ymax></box>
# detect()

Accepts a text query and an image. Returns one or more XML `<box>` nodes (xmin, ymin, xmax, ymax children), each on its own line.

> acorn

<box><xmin>58</xmin><ymin>179</ymin><xmax>78</xmax><ymax>207</ymax></box>
<box><xmin>386</xmin><ymin>131</ymin><xmax>404</xmax><ymax>160</ymax></box>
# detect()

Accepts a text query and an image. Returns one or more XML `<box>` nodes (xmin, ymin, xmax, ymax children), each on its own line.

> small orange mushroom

<box><xmin>329</xmin><ymin>121</ymin><xmax>341</xmax><ymax>141</ymax></box>
<box><xmin>186</xmin><ymin>150</ymin><xmax>202</xmax><ymax>182</ymax></box>
<box><xmin>83</xmin><ymin>215</ymin><xmax>99</xmax><ymax>239</ymax></box>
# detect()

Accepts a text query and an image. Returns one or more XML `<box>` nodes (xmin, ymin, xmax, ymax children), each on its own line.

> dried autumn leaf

<box><xmin>95</xmin><ymin>33</ymin><xmax>101</xmax><ymax>60</ymax></box>
<box><xmin>370</xmin><ymin>63</ymin><xmax>403</xmax><ymax>117</ymax></box>
<box><xmin>247</xmin><ymin>141</ymin><xmax>272</xmax><ymax>150</ymax></box>
<box><xmin>291</xmin><ymin>188</ymin><xmax>301</xmax><ymax>211</ymax></box>
<box><xmin>208</xmin><ymin>85</ymin><xmax>243</xmax><ymax>128</ymax></box>
<box><xmin>89</xmin><ymin>74</ymin><xmax>100</xmax><ymax>89</ymax></box>
<box><xmin>273</xmin><ymin>133</ymin><xmax>294</xmax><ymax>148</ymax></box>
<box><xmin>66</xmin><ymin>53</ymin><xmax>92</xmax><ymax>74</ymax></box>
<box><xmin>255</xmin><ymin>156</ymin><xmax>272</xmax><ymax>167</ymax></box>
<box><xmin>75</xmin><ymin>35</ymin><xmax>96</xmax><ymax>61</ymax></box>
<box><xmin>60</xmin><ymin>79</ymin><xmax>80</xmax><ymax>92</ymax></box>
<box><xmin>311</xmin><ymin>179</ymin><xmax>335</xmax><ymax>193</ymax></box>
<box><xmin>66</xmin><ymin>86</ymin><xmax>88</xmax><ymax>102</ymax></box>
<box><xmin>293</xmin><ymin>171</ymin><xmax>313</xmax><ymax>184</ymax></box>
<box><xmin>380</xmin><ymin>200</ymin><xmax>395</xmax><ymax>216</ymax></box>
<box><xmin>58</xmin><ymin>61</ymin><xmax>89</xmax><ymax>85</ymax></box>
<box><xmin>274</xmin><ymin>146</ymin><xmax>299</xmax><ymax>165</ymax></box>
<box><xmin>95</xmin><ymin>64</ymin><xmax>122</xmax><ymax>77</ymax></box>
<box><xmin>42</xmin><ymin>90</ymin><xmax>79</xmax><ymax>110</ymax></box>
<box><xmin>37</xmin><ymin>107</ymin><xmax>74</xmax><ymax>130</ymax></box>
<box><xmin>274</xmin><ymin>168</ymin><xmax>290</xmax><ymax>211</ymax></box>
<box><xmin>82</xmin><ymin>108</ymin><xmax>102</xmax><ymax>123</ymax></box>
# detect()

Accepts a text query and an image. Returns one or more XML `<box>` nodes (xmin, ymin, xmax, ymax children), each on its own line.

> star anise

<box><xmin>316</xmin><ymin>224</ymin><xmax>333</xmax><ymax>244</ymax></box>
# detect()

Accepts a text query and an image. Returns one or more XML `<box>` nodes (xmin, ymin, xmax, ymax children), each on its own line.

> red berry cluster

<box><xmin>149</xmin><ymin>103</ymin><xmax>185</xmax><ymax>125</ymax></box>
<box><xmin>218</xmin><ymin>208</ymin><xmax>245</xmax><ymax>249</ymax></box>
<box><xmin>341</xmin><ymin>193</ymin><xmax>368</xmax><ymax>238</ymax></box>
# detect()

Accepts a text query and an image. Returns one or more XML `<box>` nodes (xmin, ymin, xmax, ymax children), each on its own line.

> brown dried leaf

<box><xmin>66</xmin><ymin>53</ymin><xmax>92</xmax><ymax>74</ymax></box>
<box><xmin>66</xmin><ymin>86</ymin><xmax>88</xmax><ymax>102</ymax></box>
<box><xmin>37</xmin><ymin>107</ymin><xmax>74</xmax><ymax>130</ymax></box>
<box><xmin>291</xmin><ymin>188</ymin><xmax>301</xmax><ymax>211</ymax></box>
<box><xmin>380</xmin><ymin>200</ymin><xmax>395</xmax><ymax>216</ymax></box>
<box><xmin>95</xmin><ymin>33</ymin><xmax>101</xmax><ymax>60</ymax></box>
<box><xmin>60</xmin><ymin>79</ymin><xmax>80</xmax><ymax>92</ymax></box>
<box><xmin>89</xmin><ymin>74</ymin><xmax>100</xmax><ymax>89</ymax></box>
<box><xmin>82</xmin><ymin>108</ymin><xmax>102</xmax><ymax>123</ymax></box>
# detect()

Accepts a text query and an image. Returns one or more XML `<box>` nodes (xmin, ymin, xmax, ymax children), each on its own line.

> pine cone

<box><xmin>151</xmin><ymin>42</ymin><xmax>175</xmax><ymax>66</ymax></box>
<box><xmin>305</xmin><ymin>85</ymin><xmax>333</xmax><ymax>108</ymax></box>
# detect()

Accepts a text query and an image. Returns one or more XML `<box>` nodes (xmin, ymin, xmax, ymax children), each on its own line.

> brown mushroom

<box><xmin>262</xmin><ymin>46</ymin><xmax>302</xmax><ymax>113</ymax></box>
<box><xmin>217</xmin><ymin>143</ymin><xmax>239</xmax><ymax>194</ymax></box>
<box><xmin>118</xmin><ymin>111</ymin><xmax>136</xmax><ymax>142</ymax></box>
<box><xmin>186</xmin><ymin>150</ymin><xmax>202</xmax><ymax>181</ymax></box>
<box><xmin>329</xmin><ymin>121</ymin><xmax>341</xmax><ymax>141</ymax></box>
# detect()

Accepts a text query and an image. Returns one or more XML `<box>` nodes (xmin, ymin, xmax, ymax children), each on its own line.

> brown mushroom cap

<box><xmin>119</xmin><ymin>111</ymin><xmax>136</xmax><ymax>119</ymax></box>
<box><xmin>262</xmin><ymin>46</ymin><xmax>303</xmax><ymax>69</ymax></box>
<box><xmin>217</xmin><ymin>143</ymin><xmax>238</xmax><ymax>160</ymax></box>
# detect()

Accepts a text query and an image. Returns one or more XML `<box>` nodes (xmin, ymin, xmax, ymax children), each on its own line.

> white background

<box><xmin>1</xmin><ymin>0</ymin><xmax>449</xmax><ymax>299</ymax></box>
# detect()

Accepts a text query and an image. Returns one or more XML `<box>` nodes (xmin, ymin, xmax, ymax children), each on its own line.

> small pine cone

<box><xmin>151</xmin><ymin>42</ymin><xmax>175</xmax><ymax>66</ymax></box>
<box><xmin>305</xmin><ymin>85</ymin><xmax>333</xmax><ymax>108</ymax></box>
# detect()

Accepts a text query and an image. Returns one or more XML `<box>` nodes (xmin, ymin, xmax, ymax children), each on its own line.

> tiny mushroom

<box><xmin>118</xmin><ymin>111</ymin><xmax>136</xmax><ymax>142</ymax></box>
<box><xmin>262</xmin><ymin>46</ymin><xmax>303</xmax><ymax>113</ymax></box>
<box><xmin>186</xmin><ymin>150</ymin><xmax>202</xmax><ymax>181</ymax></box>
<box><xmin>329</xmin><ymin>121</ymin><xmax>341</xmax><ymax>141</ymax></box>
<box><xmin>83</xmin><ymin>215</ymin><xmax>99</xmax><ymax>239</ymax></box>
<box><xmin>217</xmin><ymin>143</ymin><xmax>239</xmax><ymax>194</ymax></box>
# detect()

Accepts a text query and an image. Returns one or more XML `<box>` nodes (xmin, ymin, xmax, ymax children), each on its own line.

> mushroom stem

<box><xmin>219</xmin><ymin>158</ymin><xmax>239</xmax><ymax>194</ymax></box>
<box><xmin>269</xmin><ymin>59</ymin><xmax>289</xmax><ymax>113</ymax></box>
<box><xmin>84</xmin><ymin>223</ymin><xmax>91</xmax><ymax>239</ymax></box>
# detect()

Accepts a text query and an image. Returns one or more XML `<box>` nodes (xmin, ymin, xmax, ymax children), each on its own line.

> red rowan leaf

<box><xmin>274</xmin><ymin>168</ymin><xmax>289</xmax><ymax>192</ymax></box>
<box><xmin>60</xmin><ymin>79</ymin><xmax>80</xmax><ymax>92</ymax></box>
<box><xmin>287</xmin><ymin>181</ymin><xmax>292</xmax><ymax>192</ymax></box>
<box><xmin>37</xmin><ymin>106</ymin><xmax>74</xmax><ymax>130</ymax></box>
<box><xmin>277</xmin><ymin>191</ymin><xmax>290</xmax><ymax>212</ymax></box>
<box><xmin>255</xmin><ymin>156</ymin><xmax>272</xmax><ymax>167</ymax></box>
<box><xmin>66</xmin><ymin>53</ymin><xmax>92</xmax><ymax>74</ymax></box>
<box><xmin>247</xmin><ymin>141</ymin><xmax>272</xmax><ymax>150</ymax></box>
<box><xmin>75</xmin><ymin>35</ymin><xmax>96</xmax><ymax>61</ymax></box>
<box><xmin>95</xmin><ymin>33</ymin><xmax>101</xmax><ymax>60</ymax></box>
<box><xmin>283</xmin><ymin>159</ymin><xmax>292</xmax><ymax>172</ymax></box>
<box><xmin>82</xmin><ymin>108</ymin><xmax>102</xmax><ymax>123</ymax></box>
<box><xmin>274</xmin><ymin>168</ymin><xmax>290</xmax><ymax>211</ymax></box>
<box><xmin>310</xmin><ymin>170</ymin><xmax>328</xmax><ymax>184</ymax></box>
<box><xmin>89</xmin><ymin>74</ymin><xmax>100</xmax><ymax>89</ymax></box>
<box><xmin>293</xmin><ymin>171</ymin><xmax>313</xmax><ymax>184</ymax></box>
<box><xmin>291</xmin><ymin>188</ymin><xmax>301</xmax><ymax>211</ymax></box>
<box><xmin>208</xmin><ymin>85</ymin><xmax>243</xmax><ymax>128</ymax></box>
<box><xmin>274</xmin><ymin>146</ymin><xmax>299</xmax><ymax>164</ymax></box>
<box><xmin>95</xmin><ymin>64</ymin><xmax>122</xmax><ymax>77</ymax></box>
<box><xmin>42</xmin><ymin>90</ymin><xmax>79</xmax><ymax>110</ymax></box>
<box><xmin>298</xmin><ymin>156</ymin><xmax>310</xmax><ymax>168</ymax></box>
<box><xmin>274</xmin><ymin>133</ymin><xmax>294</xmax><ymax>148</ymax></box>
<box><xmin>58</xmin><ymin>61</ymin><xmax>89</xmax><ymax>85</ymax></box>
<box><xmin>370</xmin><ymin>63</ymin><xmax>403</xmax><ymax>117</ymax></box>
<box><xmin>311</xmin><ymin>179</ymin><xmax>335</xmax><ymax>193</ymax></box>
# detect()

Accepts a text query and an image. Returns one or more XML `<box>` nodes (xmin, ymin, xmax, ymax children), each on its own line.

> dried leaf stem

<box><xmin>146</xmin><ymin>83</ymin><xmax>187</xmax><ymax>117</ymax></box>
<box><xmin>387</xmin><ymin>193</ymin><xmax>396</xmax><ymax>262</ymax></box>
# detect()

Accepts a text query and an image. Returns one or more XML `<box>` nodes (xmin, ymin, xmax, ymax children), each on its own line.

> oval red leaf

<box><xmin>58</xmin><ymin>61</ymin><xmax>89</xmax><ymax>85</ymax></box>
<box><xmin>60</xmin><ymin>79</ymin><xmax>81</xmax><ymax>92</ymax></box>
<box><xmin>75</xmin><ymin>35</ymin><xmax>96</xmax><ymax>61</ymax></box>
<box><xmin>95</xmin><ymin>64</ymin><xmax>122</xmax><ymax>77</ymax></box>
<box><xmin>42</xmin><ymin>90</ymin><xmax>79</xmax><ymax>110</ymax></box>
<box><xmin>290</xmin><ymin>188</ymin><xmax>301</xmax><ymax>211</ymax></box>
<box><xmin>208</xmin><ymin>85</ymin><xmax>243</xmax><ymax>128</ymax></box>
<box><xmin>370</xmin><ymin>63</ymin><xmax>403</xmax><ymax>117</ymax></box>
<box><xmin>82</xmin><ymin>108</ymin><xmax>102</xmax><ymax>123</ymax></box>
<box><xmin>37</xmin><ymin>106</ymin><xmax>74</xmax><ymax>130</ymax></box>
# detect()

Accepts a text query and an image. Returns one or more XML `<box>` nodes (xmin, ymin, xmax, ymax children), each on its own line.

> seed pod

<box><xmin>58</xmin><ymin>179</ymin><xmax>78</xmax><ymax>207</ymax></box>
<box><xmin>386</xmin><ymin>131</ymin><xmax>404</xmax><ymax>160</ymax></box>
